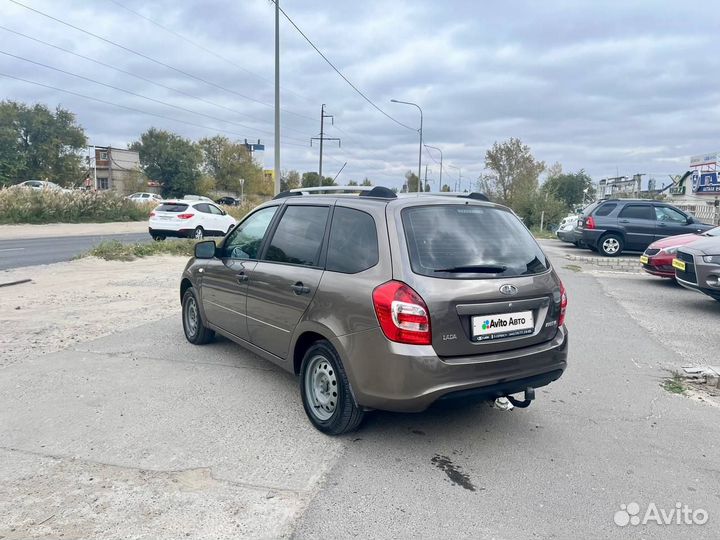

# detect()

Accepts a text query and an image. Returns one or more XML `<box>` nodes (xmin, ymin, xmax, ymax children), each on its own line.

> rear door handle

<box><xmin>236</xmin><ymin>272</ymin><xmax>249</xmax><ymax>282</ymax></box>
<box><xmin>657</xmin><ymin>222</ymin><xmax>667</xmax><ymax>227</ymax></box>
<box><xmin>619</xmin><ymin>219</ymin><xmax>630</xmax><ymax>223</ymax></box>
<box><xmin>291</xmin><ymin>282</ymin><xmax>311</xmax><ymax>295</ymax></box>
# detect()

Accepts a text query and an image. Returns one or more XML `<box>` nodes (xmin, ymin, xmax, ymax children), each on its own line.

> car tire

<box><xmin>300</xmin><ymin>340</ymin><xmax>364</xmax><ymax>435</ymax></box>
<box><xmin>193</xmin><ymin>226</ymin><xmax>204</xmax><ymax>240</ymax></box>
<box><xmin>598</xmin><ymin>233</ymin><xmax>623</xmax><ymax>257</ymax></box>
<box><xmin>152</xmin><ymin>234</ymin><xmax>165</xmax><ymax>241</ymax></box>
<box><xmin>182</xmin><ymin>288</ymin><xmax>214</xmax><ymax>345</ymax></box>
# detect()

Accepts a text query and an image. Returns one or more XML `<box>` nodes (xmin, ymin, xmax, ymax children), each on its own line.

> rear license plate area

<box><xmin>472</xmin><ymin>310</ymin><xmax>534</xmax><ymax>342</ymax></box>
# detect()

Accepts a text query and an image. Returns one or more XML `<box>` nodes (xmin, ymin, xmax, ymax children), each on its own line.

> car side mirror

<box><xmin>221</xmin><ymin>209</ymin><xmax>227</xmax><ymax>215</ymax></box>
<box><xmin>194</xmin><ymin>240</ymin><xmax>216</xmax><ymax>259</ymax></box>
<box><xmin>686</xmin><ymin>215</ymin><xmax>695</xmax><ymax>224</ymax></box>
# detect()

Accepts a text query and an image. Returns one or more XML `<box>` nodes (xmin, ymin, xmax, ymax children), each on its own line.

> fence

<box><xmin>673</xmin><ymin>203</ymin><xmax>719</xmax><ymax>225</ymax></box>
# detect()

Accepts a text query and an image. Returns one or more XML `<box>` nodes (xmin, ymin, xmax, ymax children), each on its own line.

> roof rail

<box><xmin>289</xmin><ymin>186</ymin><xmax>374</xmax><ymax>194</ymax></box>
<box><xmin>272</xmin><ymin>191</ymin><xmax>302</xmax><ymax>200</ymax></box>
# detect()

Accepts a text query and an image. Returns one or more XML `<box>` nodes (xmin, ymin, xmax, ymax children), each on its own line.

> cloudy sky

<box><xmin>2</xmin><ymin>0</ymin><xmax>719</xmax><ymax>190</ymax></box>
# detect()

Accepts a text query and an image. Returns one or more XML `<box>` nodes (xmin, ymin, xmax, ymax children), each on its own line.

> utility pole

<box><xmin>273</xmin><ymin>0</ymin><xmax>280</xmax><ymax>195</ymax></box>
<box><xmin>311</xmin><ymin>104</ymin><xmax>340</xmax><ymax>182</ymax></box>
<box><xmin>424</xmin><ymin>164</ymin><xmax>429</xmax><ymax>192</ymax></box>
<box><xmin>424</xmin><ymin>144</ymin><xmax>442</xmax><ymax>192</ymax></box>
<box><xmin>390</xmin><ymin>99</ymin><xmax>423</xmax><ymax>195</ymax></box>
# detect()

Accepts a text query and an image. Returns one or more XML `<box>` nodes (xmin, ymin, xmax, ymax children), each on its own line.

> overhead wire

<box><xmin>270</xmin><ymin>0</ymin><xmax>416</xmax><ymax>132</ymax></box>
<box><xmin>0</xmin><ymin>49</ymin><xmax>309</xmax><ymax>144</ymax></box>
<box><xmin>7</xmin><ymin>0</ymin><xmax>316</xmax><ymax>122</ymax></box>
<box><xmin>105</xmin><ymin>0</ymin><xmax>315</xmax><ymax>106</ymax></box>
<box><xmin>0</xmin><ymin>72</ymin><xmax>309</xmax><ymax>147</ymax></box>
<box><xmin>0</xmin><ymin>25</ymin><xmax>312</xmax><ymax>137</ymax></box>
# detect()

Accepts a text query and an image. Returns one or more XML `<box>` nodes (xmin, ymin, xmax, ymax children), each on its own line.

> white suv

<box><xmin>149</xmin><ymin>200</ymin><xmax>236</xmax><ymax>240</ymax></box>
<box><xmin>127</xmin><ymin>192</ymin><xmax>162</xmax><ymax>204</ymax></box>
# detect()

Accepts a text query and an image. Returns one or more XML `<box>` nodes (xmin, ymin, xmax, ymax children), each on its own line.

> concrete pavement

<box><xmin>1</xmin><ymin>247</ymin><xmax>719</xmax><ymax>538</ymax></box>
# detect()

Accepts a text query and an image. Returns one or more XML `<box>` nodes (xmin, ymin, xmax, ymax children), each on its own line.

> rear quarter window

<box><xmin>593</xmin><ymin>203</ymin><xmax>617</xmax><ymax>217</ymax></box>
<box><xmin>326</xmin><ymin>207</ymin><xmax>378</xmax><ymax>273</ymax></box>
<box><xmin>401</xmin><ymin>205</ymin><xmax>549</xmax><ymax>279</ymax></box>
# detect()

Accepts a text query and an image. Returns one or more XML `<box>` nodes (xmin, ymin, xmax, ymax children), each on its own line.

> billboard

<box><xmin>691</xmin><ymin>171</ymin><xmax>720</xmax><ymax>194</ymax></box>
<box><xmin>689</xmin><ymin>152</ymin><xmax>719</xmax><ymax>167</ymax></box>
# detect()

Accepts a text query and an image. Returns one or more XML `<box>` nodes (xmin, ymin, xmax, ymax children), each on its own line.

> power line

<box><xmin>105</xmin><ymin>0</ymin><xmax>314</xmax><ymax>106</ymax></box>
<box><xmin>0</xmin><ymin>25</ymin><xmax>311</xmax><ymax>137</ymax></box>
<box><xmin>270</xmin><ymin>0</ymin><xmax>416</xmax><ymax>132</ymax></box>
<box><xmin>0</xmin><ymin>72</ymin><xmax>309</xmax><ymax>148</ymax></box>
<box><xmin>7</xmin><ymin>0</ymin><xmax>315</xmax><ymax>122</ymax></box>
<box><xmin>0</xmin><ymin>49</ymin><xmax>309</xmax><ymax>144</ymax></box>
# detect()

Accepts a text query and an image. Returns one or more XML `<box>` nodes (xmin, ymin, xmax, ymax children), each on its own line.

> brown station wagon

<box><xmin>180</xmin><ymin>187</ymin><xmax>569</xmax><ymax>434</ymax></box>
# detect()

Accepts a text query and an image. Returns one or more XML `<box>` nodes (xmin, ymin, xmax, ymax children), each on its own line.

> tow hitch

<box><xmin>493</xmin><ymin>387</ymin><xmax>536</xmax><ymax>410</ymax></box>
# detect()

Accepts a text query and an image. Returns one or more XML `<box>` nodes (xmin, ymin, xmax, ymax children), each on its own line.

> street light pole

<box><xmin>424</xmin><ymin>144</ymin><xmax>442</xmax><ymax>192</ymax></box>
<box><xmin>390</xmin><ymin>99</ymin><xmax>423</xmax><ymax>195</ymax></box>
<box><xmin>273</xmin><ymin>0</ymin><xmax>281</xmax><ymax>196</ymax></box>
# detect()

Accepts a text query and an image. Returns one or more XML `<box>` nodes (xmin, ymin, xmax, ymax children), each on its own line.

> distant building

<box><xmin>666</xmin><ymin>151</ymin><xmax>720</xmax><ymax>224</ymax></box>
<box><xmin>596</xmin><ymin>175</ymin><xmax>643</xmax><ymax>199</ymax></box>
<box><xmin>90</xmin><ymin>146</ymin><xmax>142</xmax><ymax>193</ymax></box>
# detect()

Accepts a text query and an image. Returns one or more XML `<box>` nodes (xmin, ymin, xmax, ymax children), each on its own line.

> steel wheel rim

<box><xmin>304</xmin><ymin>354</ymin><xmax>338</xmax><ymax>421</ymax></box>
<box><xmin>603</xmin><ymin>238</ymin><xmax>619</xmax><ymax>254</ymax></box>
<box><xmin>185</xmin><ymin>296</ymin><xmax>199</xmax><ymax>337</ymax></box>
<box><xmin>194</xmin><ymin>228</ymin><xmax>203</xmax><ymax>239</ymax></box>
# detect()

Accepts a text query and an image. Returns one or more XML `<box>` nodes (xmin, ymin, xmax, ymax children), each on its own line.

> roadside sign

<box><xmin>690</xmin><ymin>152</ymin><xmax>719</xmax><ymax>167</ymax></box>
<box><xmin>693</xmin><ymin>172</ymin><xmax>720</xmax><ymax>194</ymax></box>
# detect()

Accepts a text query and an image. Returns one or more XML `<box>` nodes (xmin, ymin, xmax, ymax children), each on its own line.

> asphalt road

<box><xmin>1</xmin><ymin>243</ymin><xmax>719</xmax><ymax>539</ymax></box>
<box><xmin>0</xmin><ymin>232</ymin><xmax>150</xmax><ymax>271</ymax></box>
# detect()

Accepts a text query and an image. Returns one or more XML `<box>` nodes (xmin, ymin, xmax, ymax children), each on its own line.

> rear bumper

<box><xmin>556</xmin><ymin>230</ymin><xmax>575</xmax><ymax>242</ymax></box>
<box><xmin>580</xmin><ymin>229</ymin><xmax>604</xmax><ymax>246</ymax></box>
<box><xmin>148</xmin><ymin>227</ymin><xmax>192</xmax><ymax>238</ymax></box>
<box><xmin>338</xmin><ymin>326</ymin><xmax>568</xmax><ymax>413</ymax></box>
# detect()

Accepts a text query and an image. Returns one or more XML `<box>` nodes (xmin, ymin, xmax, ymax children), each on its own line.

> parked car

<box><xmin>127</xmin><ymin>192</ymin><xmax>162</xmax><ymax>204</ymax></box>
<box><xmin>183</xmin><ymin>194</ymin><xmax>213</xmax><ymax>202</ymax></box>
<box><xmin>673</xmin><ymin>235</ymin><xmax>720</xmax><ymax>302</ymax></box>
<box><xmin>640</xmin><ymin>226</ymin><xmax>720</xmax><ymax>278</ymax></box>
<box><xmin>179</xmin><ymin>188</ymin><xmax>569</xmax><ymax>435</ymax></box>
<box><xmin>216</xmin><ymin>196</ymin><xmax>241</xmax><ymax>206</ymax></box>
<box><xmin>556</xmin><ymin>215</ymin><xmax>578</xmax><ymax>243</ymax></box>
<box><xmin>148</xmin><ymin>200</ymin><xmax>236</xmax><ymax>240</ymax></box>
<box><xmin>15</xmin><ymin>180</ymin><xmax>69</xmax><ymax>192</ymax></box>
<box><xmin>576</xmin><ymin>199</ymin><xmax>713</xmax><ymax>256</ymax></box>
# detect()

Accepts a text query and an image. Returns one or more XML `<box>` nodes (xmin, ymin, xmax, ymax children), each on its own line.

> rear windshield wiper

<box><xmin>433</xmin><ymin>265</ymin><xmax>507</xmax><ymax>273</ymax></box>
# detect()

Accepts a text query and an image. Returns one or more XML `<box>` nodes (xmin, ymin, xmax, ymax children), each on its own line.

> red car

<box><xmin>641</xmin><ymin>227</ymin><xmax>720</xmax><ymax>277</ymax></box>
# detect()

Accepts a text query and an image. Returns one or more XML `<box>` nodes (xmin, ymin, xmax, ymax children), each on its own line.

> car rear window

<box><xmin>402</xmin><ymin>205</ymin><xmax>549</xmax><ymax>279</ymax></box>
<box><xmin>326</xmin><ymin>207</ymin><xmax>378</xmax><ymax>273</ymax></box>
<box><xmin>593</xmin><ymin>203</ymin><xmax>617</xmax><ymax>216</ymax></box>
<box><xmin>618</xmin><ymin>204</ymin><xmax>654</xmax><ymax>220</ymax></box>
<box><xmin>156</xmin><ymin>203</ymin><xmax>189</xmax><ymax>212</ymax></box>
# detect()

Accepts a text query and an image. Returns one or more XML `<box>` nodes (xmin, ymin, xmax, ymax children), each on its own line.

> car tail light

<box><xmin>558</xmin><ymin>282</ymin><xmax>568</xmax><ymax>327</ymax></box>
<box><xmin>585</xmin><ymin>216</ymin><xmax>596</xmax><ymax>229</ymax></box>
<box><xmin>372</xmin><ymin>281</ymin><xmax>431</xmax><ymax>345</ymax></box>
<box><xmin>149</xmin><ymin>211</ymin><xmax>155</xmax><ymax>217</ymax></box>
<box><xmin>177</xmin><ymin>213</ymin><xmax>194</xmax><ymax>219</ymax></box>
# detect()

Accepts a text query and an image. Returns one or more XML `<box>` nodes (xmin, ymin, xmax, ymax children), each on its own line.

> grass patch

<box><xmin>563</xmin><ymin>264</ymin><xmax>583</xmax><ymax>273</ymax></box>
<box><xmin>0</xmin><ymin>187</ymin><xmax>154</xmax><ymax>224</ymax></box>
<box><xmin>531</xmin><ymin>228</ymin><xmax>556</xmax><ymax>240</ymax></box>
<box><xmin>86</xmin><ymin>239</ymin><xmax>199</xmax><ymax>261</ymax></box>
<box><xmin>662</xmin><ymin>372</ymin><xmax>687</xmax><ymax>395</ymax></box>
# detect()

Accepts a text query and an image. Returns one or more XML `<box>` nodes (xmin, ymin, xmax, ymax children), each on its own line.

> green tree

<box><xmin>347</xmin><ymin>180</ymin><xmax>358</xmax><ymax>186</ymax></box>
<box><xmin>321</xmin><ymin>176</ymin><xmax>337</xmax><ymax>186</ymax></box>
<box><xmin>542</xmin><ymin>169</ymin><xmax>595</xmax><ymax>209</ymax></box>
<box><xmin>198</xmin><ymin>135</ymin><xmax>264</xmax><ymax>194</ymax></box>
<box><xmin>441</xmin><ymin>184</ymin><xmax>451</xmax><ymax>192</ymax></box>
<box><xmin>301</xmin><ymin>171</ymin><xmax>321</xmax><ymax>187</ymax></box>
<box><xmin>130</xmin><ymin>128</ymin><xmax>202</xmax><ymax>197</ymax></box>
<box><xmin>424</xmin><ymin>182</ymin><xmax>431</xmax><ymax>192</ymax></box>
<box><xmin>281</xmin><ymin>169</ymin><xmax>300</xmax><ymax>192</ymax></box>
<box><xmin>483</xmin><ymin>138</ymin><xmax>545</xmax><ymax>209</ymax></box>
<box><xmin>0</xmin><ymin>101</ymin><xmax>87</xmax><ymax>186</ymax></box>
<box><xmin>405</xmin><ymin>171</ymin><xmax>420</xmax><ymax>193</ymax></box>
<box><xmin>361</xmin><ymin>178</ymin><xmax>372</xmax><ymax>186</ymax></box>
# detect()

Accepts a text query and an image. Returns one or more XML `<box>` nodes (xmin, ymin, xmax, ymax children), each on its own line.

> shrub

<box><xmin>86</xmin><ymin>239</ymin><xmax>198</xmax><ymax>261</ymax></box>
<box><xmin>0</xmin><ymin>188</ymin><xmax>154</xmax><ymax>224</ymax></box>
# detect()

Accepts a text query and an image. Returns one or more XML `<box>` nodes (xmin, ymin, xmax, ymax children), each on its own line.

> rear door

<box><xmin>654</xmin><ymin>205</ymin><xmax>692</xmax><ymax>239</ymax></box>
<box><xmin>201</xmin><ymin>206</ymin><xmax>278</xmax><ymax>341</ymax></box>
<box><xmin>245</xmin><ymin>204</ymin><xmax>330</xmax><ymax>359</ymax></box>
<box><xmin>396</xmin><ymin>203</ymin><xmax>561</xmax><ymax>358</ymax></box>
<box><xmin>617</xmin><ymin>203</ymin><xmax>656</xmax><ymax>249</ymax></box>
